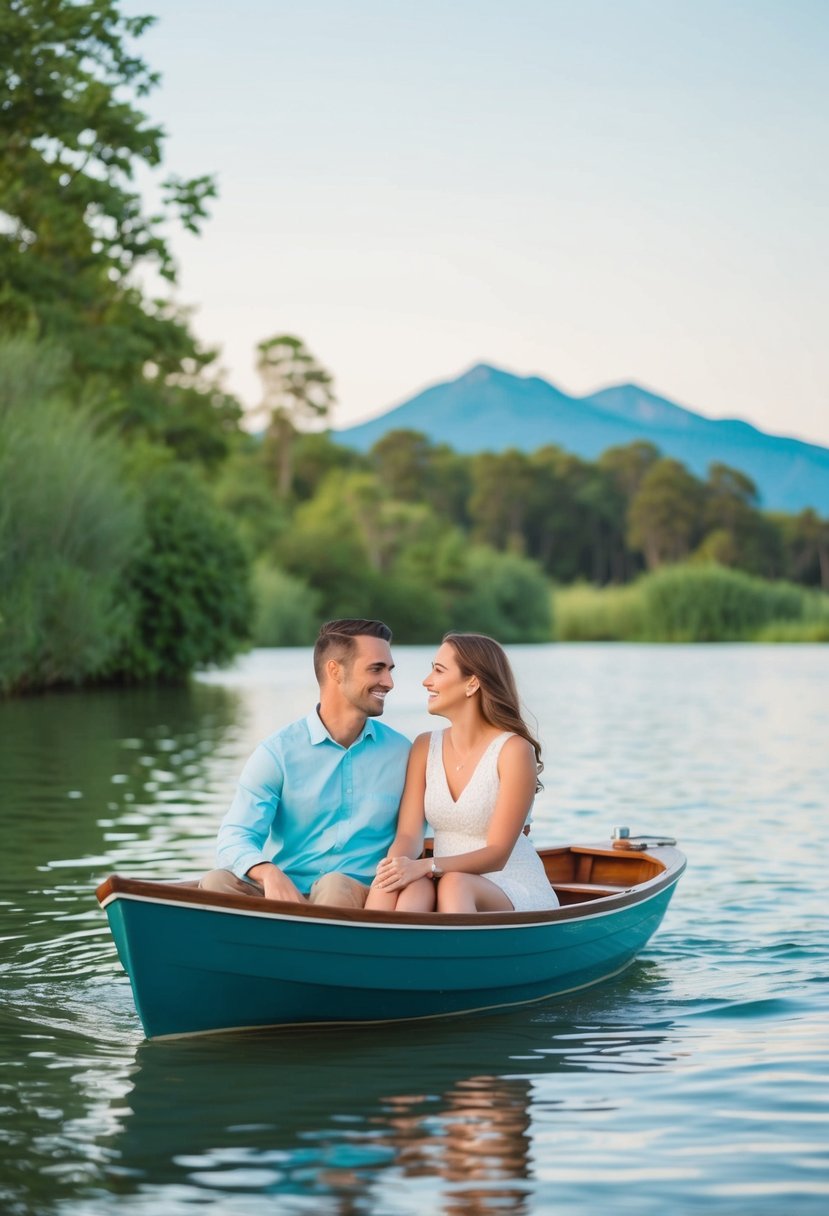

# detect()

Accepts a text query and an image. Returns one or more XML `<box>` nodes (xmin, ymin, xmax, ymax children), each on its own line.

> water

<box><xmin>1</xmin><ymin>645</ymin><xmax>827</xmax><ymax>1214</ymax></box>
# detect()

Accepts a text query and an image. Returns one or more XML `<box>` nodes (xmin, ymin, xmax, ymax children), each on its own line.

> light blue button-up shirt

<box><xmin>216</xmin><ymin>709</ymin><xmax>411</xmax><ymax>894</ymax></box>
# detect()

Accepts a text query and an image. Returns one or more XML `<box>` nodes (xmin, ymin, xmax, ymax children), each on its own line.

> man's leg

<box><xmin>309</xmin><ymin>872</ymin><xmax>370</xmax><ymax>909</ymax></box>
<box><xmin>199</xmin><ymin>869</ymin><xmax>265</xmax><ymax>897</ymax></box>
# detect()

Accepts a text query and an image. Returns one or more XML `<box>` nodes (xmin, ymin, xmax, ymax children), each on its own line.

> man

<box><xmin>200</xmin><ymin>618</ymin><xmax>411</xmax><ymax>908</ymax></box>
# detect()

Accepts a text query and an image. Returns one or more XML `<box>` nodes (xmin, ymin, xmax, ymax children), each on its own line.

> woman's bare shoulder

<box><xmin>498</xmin><ymin>733</ymin><xmax>536</xmax><ymax>767</ymax></box>
<box><xmin>410</xmin><ymin>731</ymin><xmax>435</xmax><ymax>756</ymax></box>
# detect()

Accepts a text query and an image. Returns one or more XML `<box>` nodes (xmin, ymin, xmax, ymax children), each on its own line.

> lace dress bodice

<box><xmin>425</xmin><ymin>730</ymin><xmax>558</xmax><ymax>912</ymax></box>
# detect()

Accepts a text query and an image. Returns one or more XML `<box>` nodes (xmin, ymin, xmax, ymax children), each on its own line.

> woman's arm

<box><xmin>376</xmin><ymin>735</ymin><xmax>536</xmax><ymax>891</ymax></box>
<box><xmin>380</xmin><ymin>732</ymin><xmax>429</xmax><ymax>854</ymax></box>
<box><xmin>371</xmin><ymin>733</ymin><xmax>430</xmax><ymax>889</ymax></box>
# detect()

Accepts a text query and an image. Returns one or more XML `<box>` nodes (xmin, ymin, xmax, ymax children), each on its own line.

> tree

<box><xmin>0</xmin><ymin>1</ymin><xmax>238</xmax><ymax>459</ymax></box>
<box><xmin>468</xmin><ymin>450</ymin><xmax>534</xmax><ymax>552</ymax></box>
<box><xmin>777</xmin><ymin>509</ymin><xmax>829</xmax><ymax>589</ymax></box>
<box><xmin>627</xmin><ymin>458</ymin><xmax>705</xmax><ymax>569</ymax></box>
<box><xmin>597</xmin><ymin>441</ymin><xmax>660</xmax><ymax>580</ymax></box>
<box><xmin>256</xmin><ymin>334</ymin><xmax>336</xmax><ymax>498</ymax></box>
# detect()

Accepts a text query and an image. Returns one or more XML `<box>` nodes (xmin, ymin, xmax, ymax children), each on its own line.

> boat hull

<box><xmin>99</xmin><ymin>845</ymin><xmax>683</xmax><ymax>1039</ymax></box>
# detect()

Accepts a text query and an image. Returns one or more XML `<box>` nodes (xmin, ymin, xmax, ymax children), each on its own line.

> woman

<box><xmin>365</xmin><ymin>633</ymin><xmax>559</xmax><ymax>914</ymax></box>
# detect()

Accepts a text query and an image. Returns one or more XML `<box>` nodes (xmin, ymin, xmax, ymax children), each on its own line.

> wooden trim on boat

<box><xmin>96</xmin><ymin>843</ymin><xmax>685</xmax><ymax>929</ymax></box>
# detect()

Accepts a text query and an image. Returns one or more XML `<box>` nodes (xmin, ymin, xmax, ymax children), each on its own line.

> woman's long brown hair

<box><xmin>443</xmin><ymin>632</ymin><xmax>543</xmax><ymax>789</ymax></box>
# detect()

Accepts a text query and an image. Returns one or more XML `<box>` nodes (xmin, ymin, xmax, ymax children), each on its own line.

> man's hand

<box><xmin>247</xmin><ymin>862</ymin><xmax>306</xmax><ymax>903</ymax></box>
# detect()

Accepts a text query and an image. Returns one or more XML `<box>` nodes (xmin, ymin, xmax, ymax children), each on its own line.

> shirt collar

<box><xmin>306</xmin><ymin>708</ymin><xmax>378</xmax><ymax>747</ymax></box>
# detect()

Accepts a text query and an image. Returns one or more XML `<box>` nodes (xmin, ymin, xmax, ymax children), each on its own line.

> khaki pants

<box><xmin>199</xmin><ymin>868</ymin><xmax>370</xmax><ymax>909</ymax></box>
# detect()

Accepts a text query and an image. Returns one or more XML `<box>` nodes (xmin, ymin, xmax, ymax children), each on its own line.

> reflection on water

<box><xmin>100</xmin><ymin>1010</ymin><xmax>677</xmax><ymax>1214</ymax></box>
<box><xmin>1</xmin><ymin>646</ymin><xmax>829</xmax><ymax>1214</ymax></box>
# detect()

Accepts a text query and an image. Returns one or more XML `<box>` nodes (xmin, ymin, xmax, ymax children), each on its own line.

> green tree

<box><xmin>598</xmin><ymin>441</ymin><xmax>661</xmax><ymax>501</ymax></box>
<box><xmin>693</xmin><ymin>463</ymin><xmax>787</xmax><ymax>578</ymax></box>
<box><xmin>370</xmin><ymin>429</ymin><xmax>471</xmax><ymax>526</ymax></box>
<box><xmin>448</xmin><ymin>547</ymin><xmax>552</xmax><ymax>642</ymax></box>
<box><xmin>525</xmin><ymin>446</ymin><xmax>610</xmax><ymax>583</ymax></box>
<box><xmin>776</xmin><ymin>509</ymin><xmax>829</xmax><ymax>589</ymax></box>
<box><xmin>292</xmin><ymin>430</ymin><xmax>366</xmax><ymax>501</ymax></box>
<box><xmin>255</xmin><ymin>334</ymin><xmax>336</xmax><ymax>498</ymax></box>
<box><xmin>628</xmin><ymin>458</ymin><xmax>705</xmax><ymax>569</ymax></box>
<box><xmin>212</xmin><ymin>441</ymin><xmax>291</xmax><ymax>557</ymax></box>
<box><xmin>0</xmin><ymin>0</ymin><xmax>238</xmax><ymax>460</ymax></box>
<box><xmin>597</xmin><ymin>441</ymin><xmax>660</xmax><ymax>580</ymax></box>
<box><xmin>468</xmin><ymin>450</ymin><xmax>534</xmax><ymax>552</ymax></box>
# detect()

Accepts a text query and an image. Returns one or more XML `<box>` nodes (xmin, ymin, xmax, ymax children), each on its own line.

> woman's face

<box><xmin>422</xmin><ymin>642</ymin><xmax>471</xmax><ymax>715</ymax></box>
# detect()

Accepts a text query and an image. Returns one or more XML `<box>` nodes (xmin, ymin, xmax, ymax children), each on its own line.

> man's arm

<box><xmin>216</xmin><ymin>742</ymin><xmax>306</xmax><ymax>902</ymax></box>
<box><xmin>246</xmin><ymin>861</ymin><xmax>306</xmax><ymax>903</ymax></box>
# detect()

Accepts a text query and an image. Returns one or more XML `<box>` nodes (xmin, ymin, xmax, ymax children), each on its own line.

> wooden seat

<box><xmin>552</xmin><ymin>881</ymin><xmax>629</xmax><ymax>904</ymax></box>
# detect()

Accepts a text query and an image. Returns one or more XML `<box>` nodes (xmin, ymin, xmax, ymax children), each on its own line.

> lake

<box><xmin>1</xmin><ymin>644</ymin><xmax>827</xmax><ymax>1214</ymax></box>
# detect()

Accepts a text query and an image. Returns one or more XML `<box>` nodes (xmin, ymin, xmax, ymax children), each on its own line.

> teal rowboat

<box><xmin>96</xmin><ymin>840</ymin><xmax>685</xmax><ymax>1040</ymax></box>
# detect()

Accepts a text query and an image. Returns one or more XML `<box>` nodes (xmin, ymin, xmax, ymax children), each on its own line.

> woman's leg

<box><xmin>396</xmin><ymin>876</ymin><xmax>437</xmax><ymax>912</ymax></box>
<box><xmin>436</xmin><ymin>871</ymin><xmax>514</xmax><ymax>914</ymax></box>
<box><xmin>365</xmin><ymin>876</ymin><xmax>436</xmax><ymax>913</ymax></box>
<box><xmin>364</xmin><ymin>884</ymin><xmax>400</xmax><ymax>911</ymax></box>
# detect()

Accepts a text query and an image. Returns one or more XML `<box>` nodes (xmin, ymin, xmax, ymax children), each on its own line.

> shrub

<box><xmin>110</xmin><ymin>467</ymin><xmax>253</xmax><ymax>681</ymax></box>
<box><xmin>0</xmin><ymin>341</ymin><xmax>140</xmax><ymax>693</ymax></box>
<box><xmin>252</xmin><ymin>564</ymin><xmax>321</xmax><ymax>646</ymax></box>
<box><xmin>553</xmin><ymin>582</ymin><xmax>645</xmax><ymax>641</ymax></box>
<box><xmin>448</xmin><ymin>547</ymin><xmax>552</xmax><ymax>642</ymax></box>
<box><xmin>640</xmin><ymin>563</ymin><xmax>806</xmax><ymax>641</ymax></box>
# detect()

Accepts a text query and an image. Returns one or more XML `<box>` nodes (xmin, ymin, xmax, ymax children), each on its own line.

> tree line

<box><xmin>2</xmin><ymin>3</ymin><xmax>827</xmax><ymax>695</ymax></box>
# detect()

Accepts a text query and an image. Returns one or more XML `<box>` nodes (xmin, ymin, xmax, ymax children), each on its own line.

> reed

<box><xmin>552</xmin><ymin>565</ymin><xmax>828</xmax><ymax>643</ymax></box>
<box><xmin>553</xmin><ymin>582</ymin><xmax>645</xmax><ymax>641</ymax></box>
<box><xmin>640</xmin><ymin>564</ymin><xmax>809</xmax><ymax>641</ymax></box>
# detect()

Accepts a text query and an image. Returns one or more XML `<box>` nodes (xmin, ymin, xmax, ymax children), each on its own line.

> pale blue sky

<box><xmin>127</xmin><ymin>1</ymin><xmax>828</xmax><ymax>445</ymax></box>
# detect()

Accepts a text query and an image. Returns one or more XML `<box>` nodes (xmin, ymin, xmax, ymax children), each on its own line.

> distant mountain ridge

<box><xmin>336</xmin><ymin>364</ymin><xmax>829</xmax><ymax>515</ymax></box>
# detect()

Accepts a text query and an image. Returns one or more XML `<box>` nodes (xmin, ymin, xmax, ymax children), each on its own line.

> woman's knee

<box><xmin>397</xmin><ymin>877</ymin><xmax>437</xmax><ymax>912</ymax></box>
<box><xmin>435</xmin><ymin>871</ymin><xmax>475</xmax><ymax>911</ymax></box>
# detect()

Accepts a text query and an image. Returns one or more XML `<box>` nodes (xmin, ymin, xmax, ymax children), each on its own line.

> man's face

<box><xmin>337</xmin><ymin>635</ymin><xmax>395</xmax><ymax>717</ymax></box>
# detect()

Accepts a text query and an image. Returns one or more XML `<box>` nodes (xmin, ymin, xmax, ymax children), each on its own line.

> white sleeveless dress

<box><xmin>425</xmin><ymin>730</ymin><xmax>559</xmax><ymax>912</ymax></box>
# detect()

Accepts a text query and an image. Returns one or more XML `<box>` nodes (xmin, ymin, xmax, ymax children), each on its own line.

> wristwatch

<box><xmin>431</xmin><ymin>859</ymin><xmax>443</xmax><ymax>878</ymax></box>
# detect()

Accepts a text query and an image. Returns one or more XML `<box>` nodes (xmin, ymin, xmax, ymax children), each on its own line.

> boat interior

<box><xmin>98</xmin><ymin>842</ymin><xmax>675</xmax><ymax>919</ymax></box>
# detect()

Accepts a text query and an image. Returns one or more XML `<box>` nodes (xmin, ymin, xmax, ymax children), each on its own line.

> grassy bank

<box><xmin>554</xmin><ymin>565</ymin><xmax>829</xmax><ymax>642</ymax></box>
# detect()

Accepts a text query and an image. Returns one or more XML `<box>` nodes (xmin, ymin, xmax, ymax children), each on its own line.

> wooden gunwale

<box><xmin>96</xmin><ymin>844</ymin><xmax>685</xmax><ymax>929</ymax></box>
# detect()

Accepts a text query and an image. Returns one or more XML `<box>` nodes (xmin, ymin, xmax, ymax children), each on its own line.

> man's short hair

<box><xmin>313</xmin><ymin>619</ymin><xmax>393</xmax><ymax>682</ymax></box>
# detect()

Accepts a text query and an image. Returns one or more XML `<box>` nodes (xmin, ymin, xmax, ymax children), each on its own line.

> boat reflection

<box><xmin>107</xmin><ymin>987</ymin><xmax>677</xmax><ymax>1212</ymax></box>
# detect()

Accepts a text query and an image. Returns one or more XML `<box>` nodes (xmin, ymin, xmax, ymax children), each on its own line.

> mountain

<box><xmin>336</xmin><ymin>364</ymin><xmax>829</xmax><ymax>515</ymax></box>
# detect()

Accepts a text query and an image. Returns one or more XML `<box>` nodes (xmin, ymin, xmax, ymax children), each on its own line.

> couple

<box><xmin>201</xmin><ymin>619</ymin><xmax>558</xmax><ymax>915</ymax></box>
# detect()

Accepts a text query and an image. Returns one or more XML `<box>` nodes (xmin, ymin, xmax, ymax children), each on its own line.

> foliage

<box><xmin>552</xmin><ymin>567</ymin><xmax>829</xmax><ymax>642</ymax></box>
<box><xmin>447</xmin><ymin>547</ymin><xmax>552</xmax><ymax>642</ymax></box>
<box><xmin>0</xmin><ymin>339</ymin><xmax>140</xmax><ymax>693</ymax></box>
<box><xmin>292</xmin><ymin>431</ymin><xmax>366</xmax><ymax>502</ymax></box>
<box><xmin>773</xmin><ymin>509</ymin><xmax>829</xmax><ymax>588</ymax></box>
<box><xmin>753</xmin><ymin>616</ymin><xmax>829</xmax><ymax>643</ymax></box>
<box><xmin>212</xmin><ymin>443</ymin><xmax>291</xmax><ymax>557</ymax></box>
<box><xmin>627</xmin><ymin>458</ymin><xmax>705</xmax><ymax>568</ymax></box>
<box><xmin>0</xmin><ymin>0</ymin><xmax>240</xmax><ymax>461</ymax></box>
<box><xmin>255</xmin><ymin>334</ymin><xmax>336</xmax><ymax>497</ymax></box>
<box><xmin>553</xmin><ymin>582</ymin><xmax>645</xmax><ymax>642</ymax></box>
<box><xmin>638</xmin><ymin>564</ymin><xmax>807</xmax><ymax>642</ymax></box>
<box><xmin>110</xmin><ymin>467</ymin><xmax>252</xmax><ymax>681</ymax></box>
<box><xmin>251</xmin><ymin>564</ymin><xmax>321</xmax><ymax>647</ymax></box>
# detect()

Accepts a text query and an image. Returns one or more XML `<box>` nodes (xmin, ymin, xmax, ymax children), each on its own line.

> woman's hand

<box><xmin>373</xmin><ymin>854</ymin><xmax>431</xmax><ymax>892</ymax></box>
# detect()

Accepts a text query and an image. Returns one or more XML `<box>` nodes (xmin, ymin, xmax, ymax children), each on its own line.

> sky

<box><xmin>125</xmin><ymin>0</ymin><xmax>829</xmax><ymax>446</ymax></box>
